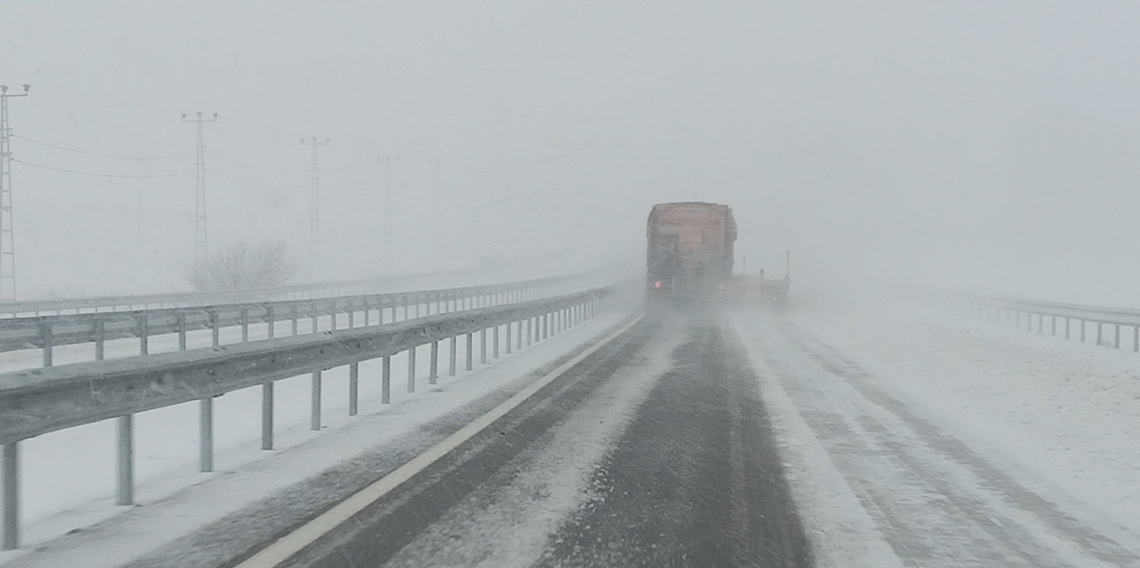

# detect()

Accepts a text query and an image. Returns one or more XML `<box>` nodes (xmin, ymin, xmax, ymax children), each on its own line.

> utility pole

<box><xmin>429</xmin><ymin>160</ymin><xmax>446</xmax><ymax>267</ymax></box>
<box><xmin>303</xmin><ymin>137</ymin><xmax>330</xmax><ymax>283</ymax></box>
<box><xmin>469</xmin><ymin>169</ymin><xmax>482</xmax><ymax>260</ymax></box>
<box><xmin>182</xmin><ymin>112</ymin><xmax>218</xmax><ymax>272</ymax></box>
<box><xmin>0</xmin><ymin>84</ymin><xmax>30</xmax><ymax>301</ymax></box>
<box><xmin>379</xmin><ymin>156</ymin><xmax>398</xmax><ymax>272</ymax></box>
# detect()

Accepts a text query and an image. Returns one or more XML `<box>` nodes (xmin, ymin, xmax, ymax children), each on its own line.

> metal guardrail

<box><xmin>0</xmin><ymin>272</ymin><xmax>446</xmax><ymax>317</ymax></box>
<box><xmin>0</xmin><ymin>273</ymin><xmax>598</xmax><ymax>369</ymax></box>
<box><xmin>956</xmin><ymin>293</ymin><xmax>1140</xmax><ymax>350</ymax></box>
<box><xmin>0</xmin><ymin>287</ymin><xmax>614</xmax><ymax>549</ymax></box>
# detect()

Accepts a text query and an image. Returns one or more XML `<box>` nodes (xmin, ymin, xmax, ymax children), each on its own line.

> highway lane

<box><xmin>253</xmin><ymin>311</ymin><xmax>811</xmax><ymax>568</ymax></box>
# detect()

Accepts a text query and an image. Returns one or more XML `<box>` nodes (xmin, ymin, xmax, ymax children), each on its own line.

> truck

<box><xmin>646</xmin><ymin>202</ymin><xmax>737</xmax><ymax>297</ymax></box>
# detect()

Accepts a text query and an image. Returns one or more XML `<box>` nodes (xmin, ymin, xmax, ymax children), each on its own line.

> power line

<box><xmin>12</xmin><ymin>134</ymin><xmax>193</xmax><ymax>160</ymax></box>
<box><xmin>207</xmin><ymin>151</ymin><xmax>306</xmax><ymax>174</ymax></box>
<box><xmin>12</xmin><ymin>158</ymin><xmax>193</xmax><ymax>178</ymax></box>
<box><xmin>210</xmin><ymin>168</ymin><xmax>306</xmax><ymax>188</ymax></box>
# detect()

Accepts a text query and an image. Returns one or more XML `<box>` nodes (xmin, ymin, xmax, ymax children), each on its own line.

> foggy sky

<box><xmin>3</xmin><ymin>1</ymin><xmax>1139</xmax><ymax>304</ymax></box>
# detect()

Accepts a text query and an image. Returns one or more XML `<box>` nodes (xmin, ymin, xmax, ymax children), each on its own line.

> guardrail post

<box><xmin>466</xmin><ymin>333</ymin><xmax>474</xmax><ymax>371</ymax></box>
<box><xmin>311</xmin><ymin>371</ymin><xmax>322</xmax><ymax>430</ymax></box>
<box><xmin>330</xmin><ymin>302</ymin><xmax>338</xmax><ymax>331</ymax></box>
<box><xmin>542</xmin><ymin>313</ymin><xmax>549</xmax><ymax>340</ymax></box>
<box><xmin>1065</xmin><ymin>317</ymin><xmax>1070</xmax><ymax>339</ymax></box>
<box><xmin>349</xmin><ymin>362</ymin><xmax>359</xmax><ymax>416</ymax></box>
<box><xmin>348</xmin><ymin>301</ymin><xmax>355</xmax><ymax>329</ymax></box>
<box><xmin>1135</xmin><ymin>326</ymin><xmax>1139</xmax><ymax>352</ymax></box>
<box><xmin>1115</xmin><ymin>324</ymin><xmax>1121</xmax><ymax>349</ymax></box>
<box><xmin>138</xmin><ymin>315</ymin><xmax>149</xmax><ymax>355</ymax></box>
<box><xmin>311</xmin><ymin>301</ymin><xmax>319</xmax><ymax>333</ymax></box>
<box><xmin>116</xmin><ymin>415</ymin><xmax>133</xmax><ymax>505</ymax></box>
<box><xmin>210</xmin><ymin>310</ymin><xmax>220</xmax><ymax>347</ymax></box>
<box><xmin>493</xmin><ymin>325</ymin><xmax>500</xmax><ymax>359</ymax></box>
<box><xmin>94</xmin><ymin>320</ymin><xmax>106</xmax><ymax>361</ymax></box>
<box><xmin>177</xmin><ymin>313</ymin><xmax>188</xmax><ymax>350</ymax></box>
<box><xmin>1097</xmin><ymin>322</ymin><xmax>1102</xmax><ymax>346</ymax></box>
<box><xmin>241</xmin><ymin>308</ymin><xmax>250</xmax><ymax>342</ymax></box>
<box><xmin>1080</xmin><ymin>319</ymin><xmax>1086</xmax><ymax>342</ymax></box>
<box><xmin>517</xmin><ymin>318</ymin><xmax>523</xmax><ymax>350</ymax></box>
<box><xmin>505</xmin><ymin>322</ymin><xmax>512</xmax><ymax>355</ymax></box>
<box><xmin>292</xmin><ymin>305</ymin><xmax>299</xmax><ymax>336</ymax></box>
<box><xmin>430</xmin><ymin>341</ymin><xmax>439</xmax><ymax>384</ymax></box>
<box><xmin>200</xmin><ymin>397</ymin><xmax>213</xmax><ymax>472</ymax></box>
<box><xmin>408</xmin><ymin>348</ymin><xmax>417</xmax><ymax>392</ymax></box>
<box><xmin>363</xmin><ymin>300</ymin><xmax>370</xmax><ymax>326</ymax></box>
<box><xmin>1051</xmin><ymin>315</ymin><xmax>1056</xmax><ymax>337</ymax></box>
<box><xmin>528</xmin><ymin>317</ymin><xmax>533</xmax><ymax>346</ymax></box>
<box><xmin>267</xmin><ymin>305</ymin><xmax>276</xmax><ymax>340</ymax></box>
<box><xmin>262</xmin><ymin>383</ymin><xmax>274</xmax><ymax>450</ymax></box>
<box><xmin>39</xmin><ymin>323</ymin><xmax>53</xmax><ymax>368</ymax></box>
<box><xmin>382</xmin><ymin>356</ymin><xmax>392</xmax><ymax>403</ymax></box>
<box><xmin>3</xmin><ymin>442</ymin><xmax>18</xmax><ymax>550</ymax></box>
<box><xmin>480</xmin><ymin>329</ymin><xmax>488</xmax><ymax>364</ymax></box>
<box><xmin>449</xmin><ymin>336</ymin><xmax>457</xmax><ymax>376</ymax></box>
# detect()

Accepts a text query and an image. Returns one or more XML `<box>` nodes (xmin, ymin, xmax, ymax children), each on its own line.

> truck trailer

<box><xmin>646</xmin><ymin>202</ymin><xmax>736</xmax><ymax>297</ymax></box>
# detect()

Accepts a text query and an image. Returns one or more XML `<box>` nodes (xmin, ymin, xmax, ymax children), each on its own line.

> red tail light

<box><xmin>654</xmin><ymin>281</ymin><xmax>661</xmax><ymax>288</ymax></box>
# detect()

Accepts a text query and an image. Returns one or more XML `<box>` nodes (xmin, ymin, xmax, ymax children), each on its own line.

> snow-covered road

<box><xmin>9</xmin><ymin>294</ymin><xmax>1140</xmax><ymax>567</ymax></box>
<box><xmin>737</xmin><ymin>302</ymin><xmax>1140</xmax><ymax>567</ymax></box>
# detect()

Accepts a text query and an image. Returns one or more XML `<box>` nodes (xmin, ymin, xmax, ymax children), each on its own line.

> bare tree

<box><xmin>187</xmin><ymin>240</ymin><xmax>296</xmax><ymax>291</ymax></box>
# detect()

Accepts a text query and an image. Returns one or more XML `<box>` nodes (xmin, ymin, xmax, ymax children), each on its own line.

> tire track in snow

<box><xmin>741</xmin><ymin>315</ymin><xmax>1140</xmax><ymax>567</ymax></box>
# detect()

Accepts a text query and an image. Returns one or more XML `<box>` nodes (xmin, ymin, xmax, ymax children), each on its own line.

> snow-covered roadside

<box><xmin>732</xmin><ymin>308</ymin><xmax>1140</xmax><ymax>566</ymax></box>
<box><xmin>789</xmin><ymin>301</ymin><xmax>1140</xmax><ymax>542</ymax></box>
<box><xmin>0</xmin><ymin>310</ymin><xmax>633</xmax><ymax>568</ymax></box>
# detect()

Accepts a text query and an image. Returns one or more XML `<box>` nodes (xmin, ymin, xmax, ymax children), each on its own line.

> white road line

<box><xmin>236</xmin><ymin>315</ymin><xmax>644</xmax><ymax>568</ymax></box>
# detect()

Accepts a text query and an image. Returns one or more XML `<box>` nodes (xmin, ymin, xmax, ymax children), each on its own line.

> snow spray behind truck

<box><xmin>646</xmin><ymin>202</ymin><xmax>737</xmax><ymax>297</ymax></box>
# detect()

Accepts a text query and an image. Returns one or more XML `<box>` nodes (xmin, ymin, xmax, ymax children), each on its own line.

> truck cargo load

<box><xmin>646</xmin><ymin>202</ymin><xmax>736</xmax><ymax>297</ymax></box>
